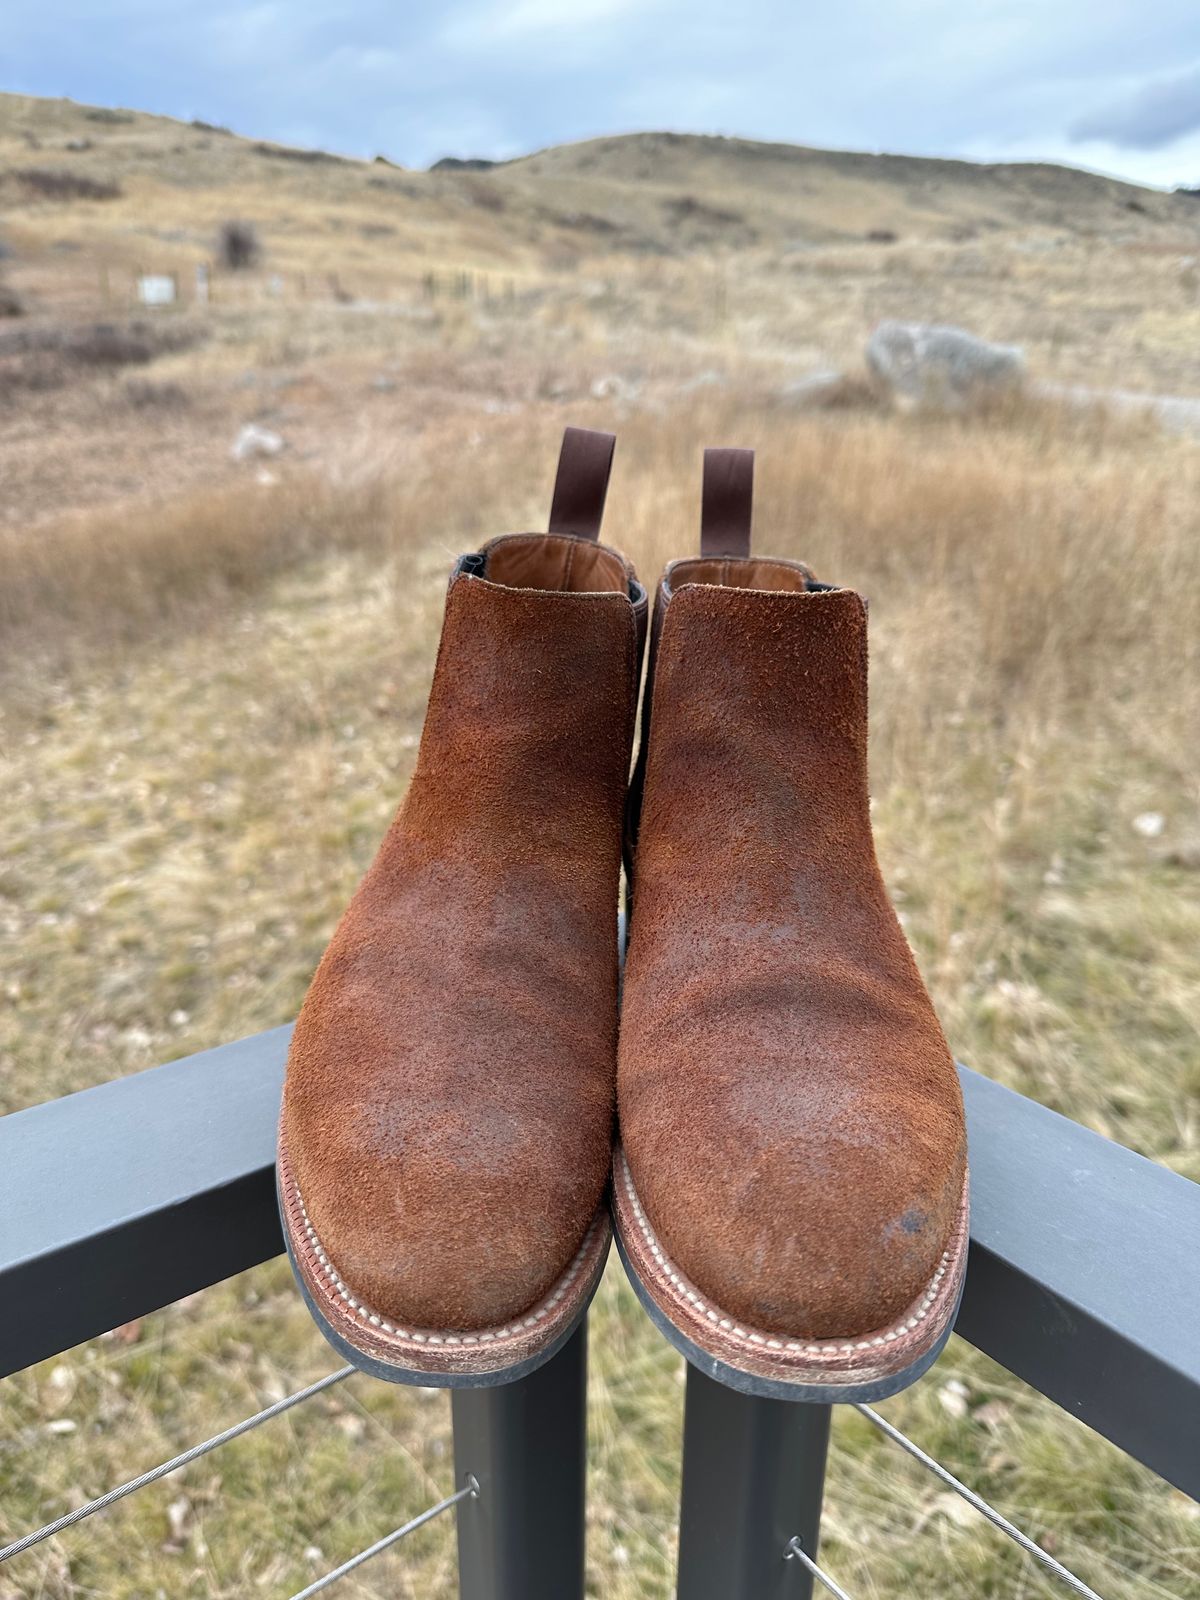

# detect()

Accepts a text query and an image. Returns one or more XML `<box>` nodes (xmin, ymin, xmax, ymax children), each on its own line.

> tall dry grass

<box><xmin>0</xmin><ymin>410</ymin><xmax>549</xmax><ymax>675</ymax></box>
<box><xmin>0</xmin><ymin>477</ymin><xmax>387</xmax><ymax>664</ymax></box>
<box><xmin>10</xmin><ymin>393</ymin><xmax>1197</xmax><ymax>728</ymax></box>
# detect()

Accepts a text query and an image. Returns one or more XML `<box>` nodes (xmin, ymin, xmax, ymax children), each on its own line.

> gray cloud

<box><xmin>7</xmin><ymin>3</ymin><xmax>1200</xmax><ymax>183</ymax></box>
<box><xmin>1071</xmin><ymin>62</ymin><xmax>1200</xmax><ymax>149</ymax></box>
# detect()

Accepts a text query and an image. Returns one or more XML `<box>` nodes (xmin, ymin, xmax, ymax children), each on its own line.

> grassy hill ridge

<box><xmin>3</xmin><ymin>90</ymin><xmax>1198</xmax><ymax>289</ymax></box>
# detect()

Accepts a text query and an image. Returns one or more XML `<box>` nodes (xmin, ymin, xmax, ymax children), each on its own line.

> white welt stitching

<box><xmin>291</xmin><ymin>1182</ymin><xmax>596</xmax><ymax>1348</ymax></box>
<box><xmin>615</xmin><ymin>1149</ymin><xmax>953</xmax><ymax>1355</ymax></box>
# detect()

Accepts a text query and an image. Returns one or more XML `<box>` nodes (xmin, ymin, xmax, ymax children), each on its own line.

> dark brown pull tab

<box><xmin>548</xmin><ymin>427</ymin><xmax>616</xmax><ymax>541</ymax></box>
<box><xmin>700</xmin><ymin>447</ymin><xmax>754</xmax><ymax>558</ymax></box>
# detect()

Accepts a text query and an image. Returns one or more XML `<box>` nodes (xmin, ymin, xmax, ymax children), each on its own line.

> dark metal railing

<box><xmin>1</xmin><ymin>1024</ymin><xmax>1197</xmax><ymax>1597</ymax></box>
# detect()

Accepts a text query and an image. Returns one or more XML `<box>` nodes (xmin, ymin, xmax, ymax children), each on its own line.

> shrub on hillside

<box><xmin>15</xmin><ymin>167</ymin><xmax>122</xmax><ymax>201</ymax></box>
<box><xmin>253</xmin><ymin>141</ymin><xmax>346</xmax><ymax>165</ymax></box>
<box><xmin>0</xmin><ymin>319</ymin><xmax>203</xmax><ymax>397</ymax></box>
<box><xmin>218</xmin><ymin>219</ymin><xmax>261</xmax><ymax>271</ymax></box>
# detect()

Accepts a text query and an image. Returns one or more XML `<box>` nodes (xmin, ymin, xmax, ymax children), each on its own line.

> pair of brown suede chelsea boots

<box><xmin>278</xmin><ymin>428</ymin><xmax>969</xmax><ymax>1403</ymax></box>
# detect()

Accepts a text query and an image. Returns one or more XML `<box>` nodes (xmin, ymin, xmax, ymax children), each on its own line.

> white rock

<box><xmin>231</xmin><ymin>423</ymin><xmax>284</xmax><ymax>461</ymax></box>
<box><xmin>938</xmin><ymin>1377</ymin><xmax>970</xmax><ymax>1419</ymax></box>
<box><xmin>590</xmin><ymin>373</ymin><xmax>640</xmax><ymax>401</ymax></box>
<box><xmin>931</xmin><ymin>1490</ymin><xmax>978</xmax><ymax>1530</ymax></box>
<box><xmin>166</xmin><ymin>1495</ymin><xmax>192</xmax><ymax>1543</ymax></box>
<box><xmin>1132</xmin><ymin>811</ymin><xmax>1165</xmax><ymax>838</ymax></box>
<box><xmin>866</xmin><ymin>321</ymin><xmax>1026</xmax><ymax>411</ymax></box>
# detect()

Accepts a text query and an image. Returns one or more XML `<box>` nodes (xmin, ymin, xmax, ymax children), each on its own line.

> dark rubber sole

<box><xmin>614</xmin><ymin>1223</ymin><xmax>964</xmax><ymax>1403</ymax></box>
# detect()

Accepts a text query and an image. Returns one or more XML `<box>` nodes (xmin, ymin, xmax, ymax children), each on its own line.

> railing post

<box><xmin>675</xmin><ymin>1366</ymin><xmax>831</xmax><ymax>1600</ymax></box>
<box><xmin>451</xmin><ymin>1320</ymin><xmax>588</xmax><ymax>1600</ymax></box>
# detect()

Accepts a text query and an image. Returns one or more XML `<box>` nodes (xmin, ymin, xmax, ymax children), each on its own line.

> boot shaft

<box><xmin>405</xmin><ymin>433</ymin><xmax>647</xmax><ymax>867</ymax></box>
<box><xmin>638</xmin><ymin>582</ymin><xmax>873</xmax><ymax>870</ymax></box>
<box><xmin>631</xmin><ymin>447</ymin><xmax>870</xmax><ymax>873</ymax></box>
<box><xmin>407</xmin><ymin>537</ymin><xmax>644</xmax><ymax>864</ymax></box>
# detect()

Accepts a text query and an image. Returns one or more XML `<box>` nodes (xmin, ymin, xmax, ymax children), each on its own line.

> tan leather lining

<box><xmin>664</xmin><ymin>554</ymin><xmax>814</xmax><ymax>595</ymax></box>
<box><xmin>483</xmin><ymin>532</ymin><xmax>630</xmax><ymax>595</ymax></box>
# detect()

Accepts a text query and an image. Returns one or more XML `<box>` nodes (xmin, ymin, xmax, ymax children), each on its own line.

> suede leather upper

<box><xmin>619</xmin><ymin>571</ymin><xmax>967</xmax><ymax>1340</ymax></box>
<box><xmin>281</xmin><ymin>531</ymin><xmax>643</xmax><ymax>1332</ymax></box>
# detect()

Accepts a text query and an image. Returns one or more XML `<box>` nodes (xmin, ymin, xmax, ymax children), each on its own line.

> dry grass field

<box><xmin>1</xmin><ymin>92</ymin><xmax>1198</xmax><ymax>1599</ymax></box>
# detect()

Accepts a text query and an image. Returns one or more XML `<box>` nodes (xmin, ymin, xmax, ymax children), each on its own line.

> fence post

<box><xmin>675</xmin><ymin>1367</ymin><xmax>831</xmax><ymax>1600</ymax></box>
<box><xmin>452</xmin><ymin>1321</ymin><xmax>589</xmax><ymax>1600</ymax></box>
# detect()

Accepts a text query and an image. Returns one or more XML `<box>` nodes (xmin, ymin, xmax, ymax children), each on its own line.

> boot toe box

<box><xmin>625</xmin><ymin>1071</ymin><xmax>965</xmax><ymax>1342</ymax></box>
<box><xmin>282</xmin><ymin>1083</ymin><xmax>610</xmax><ymax>1334</ymax></box>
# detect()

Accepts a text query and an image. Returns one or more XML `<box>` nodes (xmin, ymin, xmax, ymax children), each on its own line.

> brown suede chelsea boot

<box><xmin>614</xmin><ymin>447</ymin><xmax>968</xmax><ymax>1402</ymax></box>
<box><xmin>279</xmin><ymin>428</ymin><xmax>646</xmax><ymax>1386</ymax></box>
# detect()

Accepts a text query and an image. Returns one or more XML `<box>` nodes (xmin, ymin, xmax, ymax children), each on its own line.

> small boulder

<box><xmin>866</xmin><ymin>321</ymin><xmax>1026</xmax><ymax>411</ymax></box>
<box><xmin>590</xmin><ymin>373</ymin><xmax>640</xmax><ymax>402</ymax></box>
<box><xmin>231</xmin><ymin>422</ymin><xmax>284</xmax><ymax>461</ymax></box>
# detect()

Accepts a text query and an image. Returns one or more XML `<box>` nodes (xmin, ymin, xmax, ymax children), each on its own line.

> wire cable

<box><xmin>0</xmin><ymin>1366</ymin><xmax>354</xmax><ymax>1565</ymax></box>
<box><xmin>784</xmin><ymin>1536</ymin><xmax>856</xmax><ymax>1597</ymax></box>
<box><xmin>855</xmin><ymin>1403</ymin><xmax>1106</xmax><ymax>1600</ymax></box>
<box><xmin>287</xmin><ymin>1477</ymin><xmax>478</xmax><ymax>1599</ymax></box>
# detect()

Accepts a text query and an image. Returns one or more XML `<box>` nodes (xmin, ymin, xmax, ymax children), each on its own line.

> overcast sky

<box><xmin>6</xmin><ymin>2</ymin><xmax>1200</xmax><ymax>187</ymax></box>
